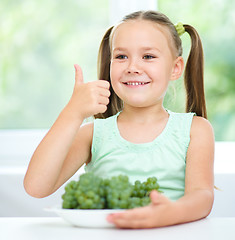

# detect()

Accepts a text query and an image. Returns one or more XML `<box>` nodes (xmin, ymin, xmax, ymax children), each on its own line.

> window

<box><xmin>0</xmin><ymin>0</ymin><xmax>110</xmax><ymax>129</ymax></box>
<box><xmin>1</xmin><ymin>0</ymin><xmax>234</xmax><ymax>141</ymax></box>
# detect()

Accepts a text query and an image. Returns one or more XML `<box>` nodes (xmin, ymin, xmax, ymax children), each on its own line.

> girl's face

<box><xmin>110</xmin><ymin>20</ymin><xmax>183</xmax><ymax>109</ymax></box>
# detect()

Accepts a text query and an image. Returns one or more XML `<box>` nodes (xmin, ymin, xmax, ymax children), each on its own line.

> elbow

<box><xmin>23</xmin><ymin>178</ymin><xmax>41</xmax><ymax>198</ymax></box>
<box><xmin>202</xmin><ymin>190</ymin><xmax>214</xmax><ymax>218</ymax></box>
<box><xmin>23</xmin><ymin>176</ymin><xmax>51</xmax><ymax>199</ymax></box>
<box><xmin>182</xmin><ymin>188</ymin><xmax>215</xmax><ymax>221</ymax></box>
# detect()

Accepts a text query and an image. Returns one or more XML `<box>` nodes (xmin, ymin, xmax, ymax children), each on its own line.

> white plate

<box><xmin>45</xmin><ymin>206</ymin><xmax>125</xmax><ymax>228</ymax></box>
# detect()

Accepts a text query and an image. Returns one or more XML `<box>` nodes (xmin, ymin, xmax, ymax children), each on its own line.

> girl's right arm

<box><xmin>23</xmin><ymin>65</ymin><xmax>110</xmax><ymax>198</ymax></box>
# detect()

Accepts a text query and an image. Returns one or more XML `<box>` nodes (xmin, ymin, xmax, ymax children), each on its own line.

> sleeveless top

<box><xmin>85</xmin><ymin>110</ymin><xmax>195</xmax><ymax>201</ymax></box>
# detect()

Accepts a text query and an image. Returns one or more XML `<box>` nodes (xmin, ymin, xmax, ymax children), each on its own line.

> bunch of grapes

<box><xmin>127</xmin><ymin>177</ymin><xmax>160</xmax><ymax>208</ymax></box>
<box><xmin>62</xmin><ymin>173</ymin><xmax>106</xmax><ymax>209</ymax></box>
<box><xmin>104</xmin><ymin>175</ymin><xmax>133</xmax><ymax>209</ymax></box>
<box><xmin>62</xmin><ymin>173</ymin><xmax>160</xmax><ymax>209</ymax></box>
<box><xmin>132</xmin><ymin>177</ymin><xmax>160</xmax><ymax>198</ymax></box>
<box><xmin>61</xmin><ymin>180</ymin><xmax>79</xmax><ymax>209</ymax></box>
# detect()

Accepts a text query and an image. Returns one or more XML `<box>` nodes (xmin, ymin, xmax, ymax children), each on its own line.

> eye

<box><xmin>115</xmin><ymin>55</ymin><xmax>128</xmax><ymax>59</ymax></box>
<box><xmin>143</xmin><ymin>55</ymin><xmax>156</xmax><ymax>59</ymax></box>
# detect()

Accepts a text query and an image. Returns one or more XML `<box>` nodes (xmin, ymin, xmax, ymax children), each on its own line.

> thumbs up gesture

<box><xmin>67</xmin><ymin>64</ymin><xmax>110</xmax><ymax>120</ymax></box>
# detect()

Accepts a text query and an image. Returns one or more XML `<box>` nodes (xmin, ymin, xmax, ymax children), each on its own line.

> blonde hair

<box><xmin>95</xmin><ymin>10</ymin><xmax>207</xmax><ymax>119</ymax></box>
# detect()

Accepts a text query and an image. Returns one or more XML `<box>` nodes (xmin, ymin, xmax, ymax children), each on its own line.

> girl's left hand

<box><xmin>107</xmin><ymin>190</ymin><xmax>175</xmax><ymax>229</ymax></box>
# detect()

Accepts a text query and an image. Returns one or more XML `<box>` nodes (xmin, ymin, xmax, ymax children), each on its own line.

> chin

<box><xmin>125</xmin><ymin>100</ymin><xmax>150</xmax><ymax>108</ymax></box>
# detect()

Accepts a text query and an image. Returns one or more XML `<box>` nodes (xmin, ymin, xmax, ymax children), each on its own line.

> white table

<box><xmin>1</xmin><ymin>217</ymin><xmax>235</xmax><ymax>240</ymax></box>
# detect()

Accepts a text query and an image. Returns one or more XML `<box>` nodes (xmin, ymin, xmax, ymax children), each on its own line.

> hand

<box><xmin>107</xmin><ymin>190</ymin><xmax>175</xmax><ymax>229</ymax></box>
<box><xmin>67</xmin><ymin>64</ymin><xmax>110</xmax><ymax>120</ymax></box>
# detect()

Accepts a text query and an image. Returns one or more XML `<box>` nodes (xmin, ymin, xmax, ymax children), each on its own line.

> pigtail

<box><xmin>95</xmin><ymin>26</ymin><xmax>123</xmax><ymax>119</ymax></box>
<box><xmin>184</xmin><ymin>25</ymin><xmax>207</xmax><ymax>118</ymax></box>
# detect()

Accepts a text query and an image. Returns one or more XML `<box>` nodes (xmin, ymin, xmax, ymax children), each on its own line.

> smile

<box><xmin>123</xmin><ymin>82</ymin><xmax>150</xmax><ymax>86</ymax></box>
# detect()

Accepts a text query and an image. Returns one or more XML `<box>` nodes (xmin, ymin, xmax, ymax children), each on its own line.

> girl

<box><xmin>24</xmin><ymin>11</ymin><xmax>214</xmax><ymax>228</ymax></box>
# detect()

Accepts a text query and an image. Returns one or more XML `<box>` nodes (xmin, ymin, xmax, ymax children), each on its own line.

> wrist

<box><xmin>64</xmin><ymin>100</ymin><xmax>86</xmax><ymax>124</ymax></box>
<box><xmin>60</xmin><ymin>104</ymin><xmax>85</xmax><ymax>129</ymax></box>
<box><xmin>158</xmin><ymin>200</ymin><xmax>183</xmax><ymax>227</ymax></box>
<box><xmin>169</xmin><ymin>200</ymin><xmax>185</xmax><ymax>224</ymax></box>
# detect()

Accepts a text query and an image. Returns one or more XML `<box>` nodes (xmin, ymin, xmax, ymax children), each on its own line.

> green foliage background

<box><xmin>0</xmin><ymin>0</ymin><xmax>109</xmax><ymax>128</ymax></box>
<box><xmin>0</xmin><ymin>0</ymin><xmax>234</xmax><ymax>141</ymax></box>
<box><xmin>159</xmin><ymin>0</ymin><xmax>235</xmax><ymax>141</ymax></box>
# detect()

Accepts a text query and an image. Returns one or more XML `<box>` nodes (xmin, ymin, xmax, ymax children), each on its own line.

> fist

<box><xmin>69</xmin><ymin>64</ymin><xmax>110</xmax><ymax>119</ymax></box>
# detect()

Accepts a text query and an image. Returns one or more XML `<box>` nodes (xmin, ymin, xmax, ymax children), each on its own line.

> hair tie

<box><xmin>175</xmin><ymin>22</ymin><xmax>185</xmax><ymax>37</ymax></box>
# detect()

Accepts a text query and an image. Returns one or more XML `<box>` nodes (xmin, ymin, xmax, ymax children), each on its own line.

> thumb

<box><xmin>150</xmin><ymin>190</ymin><xmax>164</xmax><ymax>205</ymax></box>
<box><xmin>74</xmin><ymin>64</ymin><xmax>84</xmax><ymax>85</ymax></box>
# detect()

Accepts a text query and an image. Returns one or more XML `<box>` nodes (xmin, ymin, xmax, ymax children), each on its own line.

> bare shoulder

<box><xmin>69</xmin><ymin>121</ymin><xmax>94</xmax><ymax>155</ymax></box>
<box><xmin>188</xmin><ymin>116</ymin><xmax>215</xmax><ymax>161</ymax></box>
<box><xmin>190</xmin><ymin>116</ymin><xmax>214</xmax><ymax>141</ymax></box>
<box><xmin>187</xmin><ymin>116</ymin><xmax>215</xmax><ymax>168</ymax></box>
<box><xmin>185</xmin><ymin>116</ymin><xmax>215</xmax><ymax>193</ymax></box>
<box><xmin>76</xmin><ymin>121</ymin><xmax>94</xmax><ymax>143</ymax></box>
<box><xmin>80</xmin><ymin>121</ymin><xmax>94</xmax><ymax>134</ymax></box>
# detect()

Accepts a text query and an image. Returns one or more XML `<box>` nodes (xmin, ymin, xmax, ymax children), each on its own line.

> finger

<box><xmin>99</xmin><ymin>87</ymin><xmax>111</xmax><ymax>98</ymax></box>
<box><xmin>150</xmin><ymin>190</ymin><xmax>168</xmax><ymax>205</ymax></box>
<box><xmin>96</xmin><ymin>80</ymin><xmax>110</xmax><ymax>90</ymax></box>
<box><xmin>96</xmin><ymin>104</ymin><xmax>107</xmax><ymax>114</ymax></box>
<box><xmin>109</xmin><ymin>210</ymin><xmax>151</xmax><ymax>229</ymax></box>
<box><xmin>108</xmin><ymin>207</ymin><xmax>148</xmax><ymax>223</ymax></box>
<box><xmin>150</xmin><ymin>190</ymin><xmax>160</xmax><ymax>205</ymax></box>
<box><xmin>98</xmin><ymin>96</ymin><xmax>110</xmax><ymax>106</ymax></box>
<box><xmin>74</xmin><ymin>64</ymin><xmax>84</xmax><ymax>85</ymax></box>
<box><xmin>115</xmin><ymin>218</ymin><xmax>148</xmax><ymax>229</ymax></box>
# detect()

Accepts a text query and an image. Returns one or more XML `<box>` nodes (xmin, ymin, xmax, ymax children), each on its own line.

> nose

<box><xmin>126</xmin><ymin>58</ymin><xmax>142</xmax><ymax>74</ymax></box>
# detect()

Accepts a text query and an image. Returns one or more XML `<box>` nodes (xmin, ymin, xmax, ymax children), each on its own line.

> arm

<box><xmin>175</xmin><ymin>116</ymin><xmax>214</xmax><ymax>222</ymax></box>
<box><xmin>24</xmin><ymin>65</ymin><xmax>110</xmax><ymax>198</ymax></box>
<box><xmin>108</xmin><ymin>116</ymin><xmax>214</xmax><ymax>228</ymax></box>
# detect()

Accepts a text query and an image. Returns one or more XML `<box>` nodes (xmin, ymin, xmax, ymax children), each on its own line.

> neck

<box><xmin>119</xmin><ymin>104</ymin><xmax>168</xmax><ymax>124</ymax></box>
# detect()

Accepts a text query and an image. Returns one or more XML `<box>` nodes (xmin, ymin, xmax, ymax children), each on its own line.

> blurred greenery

<box><xmin>160</xmin><ymin>0</ymin><xmax>235</xmax><ymax>141</ymax></box>
<box><xmin>0</xmin><ymin>0</ymin><xmax>109</xmax><ymax>128</ymax></box>
<box><xmin>0</xmin><ymin>0</ymin><xmax>234</xmax><ymax>141</ymax></box>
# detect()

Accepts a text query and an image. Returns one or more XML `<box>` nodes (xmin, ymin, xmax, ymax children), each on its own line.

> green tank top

<box><xmin>85</xmin><ymin>110</ymin><xmax>195</xmax><ymax>201</ymax></box>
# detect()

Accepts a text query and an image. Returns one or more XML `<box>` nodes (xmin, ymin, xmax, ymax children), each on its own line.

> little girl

<box><xmin>24</xmin><ymin>10</ymin><xmax>214</xmax><ymax>228</ymax></box>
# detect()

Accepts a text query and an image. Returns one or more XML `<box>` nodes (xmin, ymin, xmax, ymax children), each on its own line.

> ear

<box><xmin>170</xmin><ymin>56</ymin><xmax>184</xmax><ymax>81</ymax></box>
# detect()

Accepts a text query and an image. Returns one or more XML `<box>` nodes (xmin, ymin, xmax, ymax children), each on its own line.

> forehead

<box><xmin>111</xmin><ymin>20</ymin><xmax>171</xmax><ymax>50</ymax></box>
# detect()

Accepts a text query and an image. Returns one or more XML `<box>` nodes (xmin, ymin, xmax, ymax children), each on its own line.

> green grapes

<box><xmin>105</xmin><ymin>175</ymin><xmax>133</xmax><ymax>209</ymax></box>
<box><xmin>62</xmin><ymin>173</ymin><xmax>160</xmax><ymax>209</ymax></box>
<box><xmin>62</xmin><ymin>173</ymin><xmax>105</xmax><ymax>209</ymax></box>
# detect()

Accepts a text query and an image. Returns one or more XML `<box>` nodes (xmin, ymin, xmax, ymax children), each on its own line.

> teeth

<box><xmin>126</xmin><ymin>82</ymin><xmax>147</xmax><ymax>85</ymax></box>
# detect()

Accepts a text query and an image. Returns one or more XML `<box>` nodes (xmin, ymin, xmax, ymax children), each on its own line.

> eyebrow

<box><xmin>112</xmin><ymin>47</ymin><xmax>127</xmax><ymax>52</ymax></box>
<box><xmin>113</xmin><ymin>47</ymin><xmax>161</xmax><ymax>52</ymax></box>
